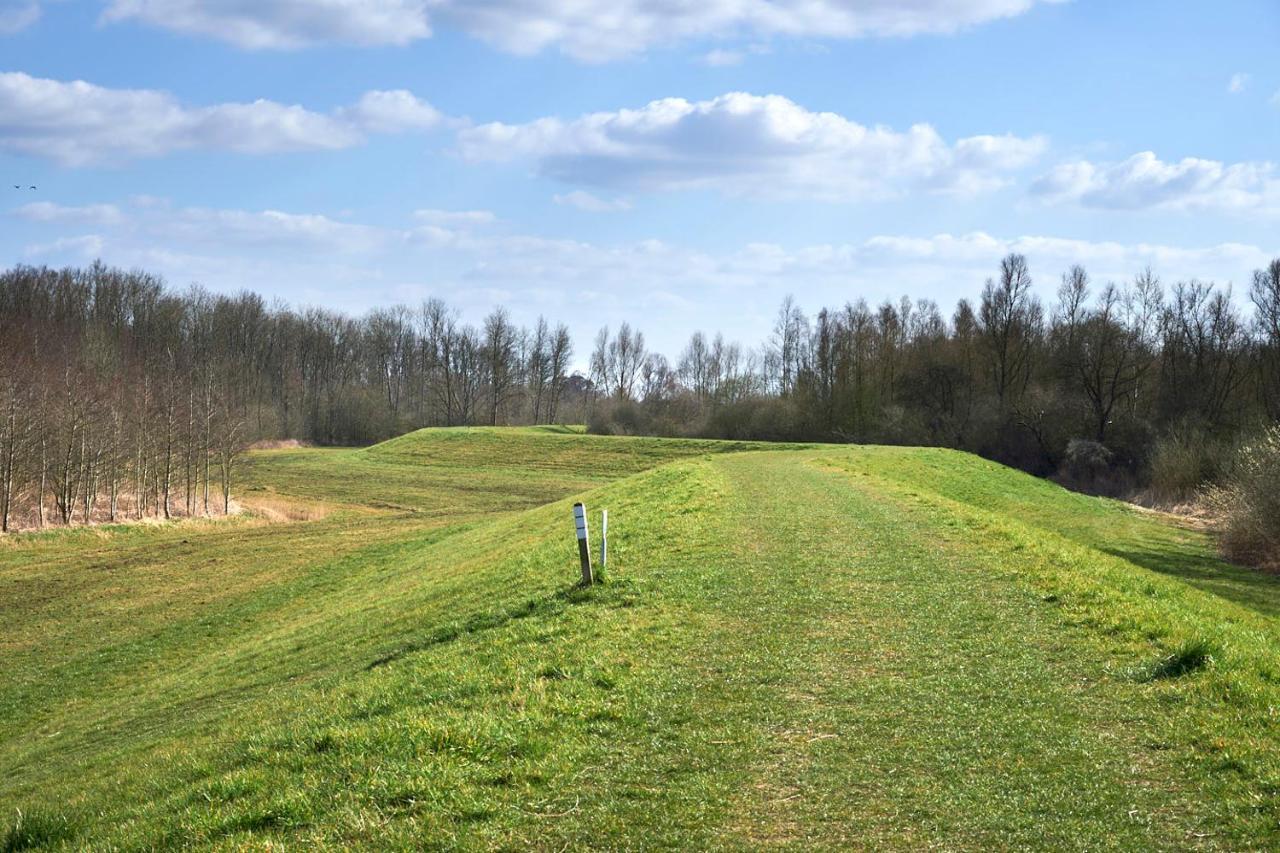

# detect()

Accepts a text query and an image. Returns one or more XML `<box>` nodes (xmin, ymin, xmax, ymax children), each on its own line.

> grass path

<box><xmin>709</xmin><ymin>453</ymin><xmax>1195</xmax><ymax>847</ymax></box>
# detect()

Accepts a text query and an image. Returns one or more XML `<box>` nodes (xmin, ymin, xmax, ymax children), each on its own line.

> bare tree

<box><xmin>1253</xmin><ymin>259</ymin><xmax>1280</xmax><ymax>419</ymax></box>
<box><xmin>1075</xmin><ymin>281</ymin><xmax>1155</xmax><ymax>442</ymax></box>
<box><xmin>610</xmin><ymin>323</ymin><xmax>646</xmax><ymax>400</ymax></box>
<box><xmin>678</xmin><ymin>332</ymin><xmax>713</xmax><ymax>400</ymax></box>
<box><xmin>770</xmin><ymin>295</ymin><xmax>808</xmax><ymax>395</ymax></box>
<box><xmin>979</xmin><ymin>253</ymin><xmax>1043</xmax><ymax>411</ymax></box>
<box><xmin>483</xmin><ymin>308</ymin><xmax>519</xmax><ymax>425</ymax></box>
<box><xmin>1159</xmin><ymin>280</ymin><xmax>1247</xmax><ymax>429</ymax></box>
<box><xmin>589</xmin><ymin>326</ymin><xmax>611</xmax><ymax>398</ymax></box>
<box><xmin>546</xmin><ymin>324</ymin><xmax>573</xmax><ymax>423</ymax></box>
<box><xmin>527</xmin><ymin>317</ymin><xmax>551</xmax><ymax>424</ymax></box>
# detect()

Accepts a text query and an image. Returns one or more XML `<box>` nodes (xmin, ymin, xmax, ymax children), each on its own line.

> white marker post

<box><xmin>600</xmin><ymin>509</ymin><xmax>608</xmax><ymax>569</ymax></box>
<box><xmin>573</xmin><ymin>502</ymin><xmax>593</xmax><ymax>585</ymax></box>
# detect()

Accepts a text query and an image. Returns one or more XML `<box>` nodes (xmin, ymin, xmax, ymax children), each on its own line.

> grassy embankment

<box><xmin>1</xmin><ymin>427</ymin><xmax>1278</xmax><ymax>849</ymax></box>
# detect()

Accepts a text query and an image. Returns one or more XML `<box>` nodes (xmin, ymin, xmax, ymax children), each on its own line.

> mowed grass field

<box><xmin>1</xmin><ymin>427</ymin><xmax>1279</xmax><ymax>849</ymax></box>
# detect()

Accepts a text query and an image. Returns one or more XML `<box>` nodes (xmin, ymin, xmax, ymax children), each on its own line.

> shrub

<box><xmin>1206</xmin><ymin>425</ymin><xmax>1280</xmax><ymax>570</ymax></box>
<box><xmin>703</xmin><ymin>397</ymin><xmax>802</xmax><ymax>441</ymax></box>
<box><xmin>1063</xmin><ymin>438</ymin><xmax>1113</xmax><ymax>480</ymax></box>
<box><xmin>1056</xmin><ymin>438</ymin><xmax>1135</xmax><ymax>497</ymax></box>
<box><xmin>587</xmin><ymin>398</ymin><xmax>667</xmax><ymax>437</ymax></box>
<box><xmin>1146</xmin><ymin>424</ymin><xmax>1234</xmax><ymax>503</ymax></box>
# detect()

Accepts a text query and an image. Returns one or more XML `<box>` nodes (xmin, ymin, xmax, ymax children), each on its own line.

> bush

<box><xmin>1055</xmin><ymin>438</ymin><xmax>1136</xmax><ymax>497</ymax></box>
<box><xmin>587</xmin><ymin>398</ymin><xmax>670</xmax><ymax>437</ymax></box>
<box><xmin>1063</xmin><ymin>438</ymin><xmax>1114</xmax><ymax>480</ymax></box>
<box><xmin>585</xmin><ymin>402</ymin><xmax>623</xmax><ymax>436</ymax></box>
<box><xmin>1146</xmin><ymin>424</ymin><xmax>1235</xmax><ymax>503</ymax></box>
<box><xmin>1206</xmin><ymin>425</ymin><xmax>1280</xmax><ymax>571</ymax></box>
<box><xmin>703</xmin><ymin>397</ymin><xmax>803</xmax><ymax>441</ymax></box>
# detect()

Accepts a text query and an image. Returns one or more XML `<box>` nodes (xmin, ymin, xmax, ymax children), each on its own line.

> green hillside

<box><xmin>1</xmin><ymin>429</ymin><xmax>1278</xmax><ymax>849</ymax></box>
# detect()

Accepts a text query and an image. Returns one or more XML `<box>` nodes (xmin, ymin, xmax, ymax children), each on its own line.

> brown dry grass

<box><xmin>236</xmin><ymin>494</ymin><xmax>332</xmax><ymax>523</ymax></box>
<box><xmin>246</xmin><ymin>438</ymin><xmax>315</xmax><ymax>451</ymax></box>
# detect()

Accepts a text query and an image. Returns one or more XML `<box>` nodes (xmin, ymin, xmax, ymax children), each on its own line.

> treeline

<box><xmin>4</xmin><ymin>255</ymin><xmax>1279</xmax><ymax>531</ymax></box>
<box><xmin>0</xmin><ymin>263</ymin><xmax>579</xmax><ymax>531</ymax></box>
<box><xmin>590</xmin><ymin>254</ymin><xmax>1280</xmax><ymax>498</ymax></box>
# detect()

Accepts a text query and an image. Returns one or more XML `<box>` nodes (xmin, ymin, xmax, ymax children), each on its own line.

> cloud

<box><xmin>553</xmin><ymin>191</ymin><xmax>633</xmax><ymax>212</ymax></box>
<box><xmin>1228</xmin><ymin>72</ymin><xmax>1250</xmax><ymax>94</ymax></box>
<box><xmin>1031</xmin><ymin>151</ymin><xmax>1280</xmax><ymax>214</ymax></box>
<box><xmin>99</xmin><ymin>0</ymin><xmax>1062</xmax><ymax>60</ymax></box>
<box><xmin>439</xmin><ymin>0</ymin><xmax>1067</xmax><ymax>61</ymax></box>
<box><xmin>17</xmin><ymin>200</ymin><xmax>393</xmax><ymax>252</ymax></box>
<box><xmin>13</xmin><ymin>201</ymin><xmax>124</xmax><ymax>225</ymax></box>
<box><xmin>0</xmin><ymin>1</ymin><xmax>41</xmax><ymax>33</ymax></box>
<box><xmin>156</xmin><ymin>205</ymin><xmax>392</xmax><ymax>252</ymax></box>
<box><xmin>701</xmin><ymin>49</ymin><xmax>745</xmax><ymax>67</ymax></box>
<box><xmin>854</xmin><ymin>232</ymin><xmax>1271</xmax><ymax>276</ymax></box>
<box><xmin>413</xmin><ymin>208</ymin><xmax>497</xmax><ymax>226</ymax></box>
<box><xmin>24</xmin><ymin>234</ymin><xmax>106</xmax><ymax>258</ymax></box>
<box><xmin>334</xmin><ymin>89</ymin><xmax>443</xmax><ymax>133</ymax></box>
<box><xmin>0</xmin><ymin>72</ymin><xmax>443</xmax><ymax>165</ymax></box>
<box><xmin>700</xmin><ymin>43</ymin><xmax>772</xmax><ymax>67</ymax></box>
<box><xmin>458</xmin><ymin>92</ymin><xmax>1045</xmax><ymax>201</ymax></box>
<box><xmin>100</xmin><ymin>0</ymin><xmax>433</xmax><ymax>49</ymax></box>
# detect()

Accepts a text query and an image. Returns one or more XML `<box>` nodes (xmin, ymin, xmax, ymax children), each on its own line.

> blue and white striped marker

<box><xmin>573</xmin><ymin>502</ymin><xmax>593</xmax><ymax>585</ymax></box>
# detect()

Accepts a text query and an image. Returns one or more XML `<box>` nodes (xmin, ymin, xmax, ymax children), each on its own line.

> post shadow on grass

<box><xmin>365</xmin><ymin>579</ymin><xmax>631</xmax><ymax>671</ymax></box>
<box><xmin>1132</xmin><ymin>637</ymin><xmax>1218</xmax><ymax>683</ymax></box>
<box><xmin>1102</xmin><ymin>543</ymin><xmax>1280</xmax><ymax>620</ymax></box>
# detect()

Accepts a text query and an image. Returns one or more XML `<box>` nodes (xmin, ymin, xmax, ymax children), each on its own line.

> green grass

<box><xmin>1</xmin><ymin>428</ymin><xmax>1278</xmax><ymax>849</ymax></box>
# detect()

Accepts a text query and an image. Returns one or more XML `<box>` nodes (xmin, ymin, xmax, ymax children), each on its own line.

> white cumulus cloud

<box><xmin>458</xmin><ymin>92</ymin><xmax>1045</xmax><ymax>201</ymax></box>
<box><xmin>335</xmin><ymin>89</ymin><xmax>443</xmax><ymax>133</ymax></box>
<box><xmin>1228</xmin><ymin>72</ymin><xmax>1250</xmax><ymax>94</ymax></box>
<box><xmin>98</xmin><ymin>0</ymin><xmax>1062</xmax><ymax>60</ymax></box>
<box><xmin>0</xmin><ymin>72</ymin><xmax>443</xmax><ymax>165</ymax></box>
<box><xmin>1031</xmin><ymin>151</ymin><xmax>1280</xmax><ymax>214</ymax></box>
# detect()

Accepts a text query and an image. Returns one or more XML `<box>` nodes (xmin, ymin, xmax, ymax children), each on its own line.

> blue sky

<box><xmin>2</xmin><ymin>0</ymin><xmax>1278</xmax><ymax>358</ymax></box>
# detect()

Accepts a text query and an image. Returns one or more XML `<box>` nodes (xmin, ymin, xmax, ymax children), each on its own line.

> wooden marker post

<box><xmin>573</xmin><ymin>502</ymin><xmax>593</xmax><ymax>585</ymax></box>
<box><xmin>600</xmin><ymin>509</ymin><xmax>608</xmax><ymax>569</ymax></box>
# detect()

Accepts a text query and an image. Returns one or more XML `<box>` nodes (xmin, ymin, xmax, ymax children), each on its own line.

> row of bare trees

<box><xmin>0</xmin><ymin>265</ymin><xmax>249</xmax><ymax>531</ymax></box>
<box><xmin>343</xmin><ymin>301</ymin><xmax>576</xmax><ymax>439</ymax></box>
<box><xmin>590</xmin><ymin>255</ymin><xmax>1280</xmax><ymax>484</ymax></box>
<box><xmin>0</xmin><ymin>263</ymin><xmax>578</xmax><ymax>531</ymax></box>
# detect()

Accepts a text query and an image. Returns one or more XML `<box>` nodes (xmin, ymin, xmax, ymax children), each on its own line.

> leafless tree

<box><xmin>979</xmin><ymin>253</ymin><xmax>1043</xmax><ymax>412</ymax></box>
<box><xmin>1252</xmin><ymin>259</ymin><xmax>1280</xmax><ymax>418</ymax></box>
